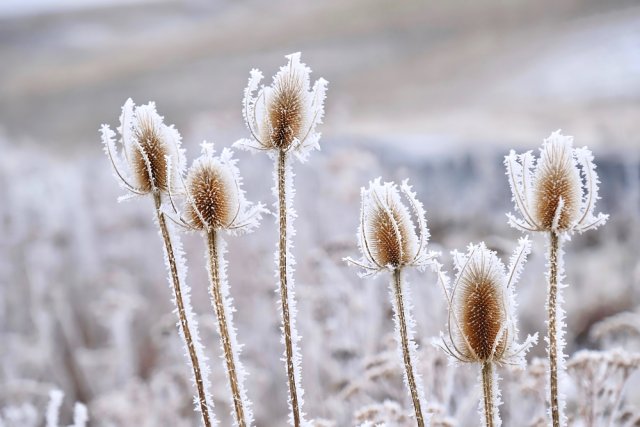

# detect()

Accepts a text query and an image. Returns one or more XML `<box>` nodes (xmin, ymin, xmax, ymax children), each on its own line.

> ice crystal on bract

<box><xmin>173</xmin><ymin>142</ymin><xmax>266</xmax><ymax>234</ymax></box>
<box><xmin>237</xmin><ymin>52</ymin><xmax>328</xmax><ymax>162</ymax></box>
<box><xmin>100</xmin><ymin>98</ymin><xmax>185</xmax><ymax>197</ymax></box>
<box><xmin>504</xmin><ymin>130</ymin><xmax>608</xmax><ymax>234</ymax></box>
<box><xmin>439</xmin><ymin>239</ymin><xmax>537</xmax><ymax>366</ymax></box>
<box><xmin>344</xmin><ymin>178</ymin><xmax>437</xmax><ymax>277</ymax></box>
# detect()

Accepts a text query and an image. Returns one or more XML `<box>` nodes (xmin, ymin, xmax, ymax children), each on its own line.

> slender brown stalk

<box><xmin>277</xmin><ymin>150</ymin><xmax>301</xmax><ymax>427</ymax></box>
<box><xmin>548</xmin><ymin>231</ymin><xmax>560</xmax><ymax>427</ymax></box>
<box><xmin>206</xmin><ymin>229</ymin><xmax>247</xmax><ymax>427</ymax></box>
<box><xmin>481</xmin><ymin>362</ymin><xmax>495</xmax><ymax>427</ymax></box>
<box><xmin>154</xmin><ymin>192</ymin><xmax>212</xmax><ymax>427</ymax></box>
<box><xmin>392</xmin><ymin>269</ymin><xmax>425</xmax><ymax>427</ymax></box>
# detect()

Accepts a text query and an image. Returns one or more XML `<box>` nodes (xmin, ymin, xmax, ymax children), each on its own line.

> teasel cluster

<box><xmin>345</xmin><ymin>178</ymin><xmax>439</xmax><ymax>427</ymax></box>
<box><xmin>235</xmin><ymin>52</ymin><xmax>328</xmax><ymax>427</ymax></box>
<box><xmin>504</xmin><ymin>130</ymin><xmax>608</xmax><ymax>427</ymax></box>
<box><xmin>100</xmin><ymin>99</ymin><xmax>217</xmax><ymax>427</ymax></box>
<box><xmin>166</xmin><ymin>142</ymin><xmax>267</xmax><ymax>427</ymax></box>
<box><xmin>435</xmin><ymin>239</ymin><xmax>538</xmax><ymax>427</ymax></box>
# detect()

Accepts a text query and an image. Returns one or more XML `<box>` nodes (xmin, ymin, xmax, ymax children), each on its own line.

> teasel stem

<box><xmin>206</xmin><ymin>229</ymin><xmax>247</xmax><ymax>427</ymax></box>
<box><xmin>277</xmin><ymin>150</ymin><xmax>302</xmax><ymax>427</ymax></box>
<box><xmin>548</xmin><ymin>231</ymin><xmax>561</xmax><ymax>427</ymax></box>
<box><xmin>391</xmin><ymin>268</ymin><xmax>425</xmax><ymax>427</ymax></box>
<box><xmin>153</xmin><ymin>192</ymin><xmax>212</xmax><ymax>427</ymax></box>
<box><xmin>481</xmin><ymin>362</ymin><xmax>495</xmax><ymax>427</ymax></box>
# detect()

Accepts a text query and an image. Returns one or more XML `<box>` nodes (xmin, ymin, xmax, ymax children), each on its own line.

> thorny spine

<box><xmin>278</xmin><ymin>150</ymin><xmax>301</xmax><ymax>427</ymax></box>
<box><xmin>548</xmin><ymin>231</ymin><xmax>560</xmax><ymax>427</ymax></box>
<box><xmin>392</xmin><ymin>269</ymin><xmax>425</xmax><ymax>427</ymax></box>
<box><xmin>481</xmin><ymin>362</ymin><xmax>495</xmax><ymax>427</ymax></box>
<box><xmin>207</xmin><ymin>229</ymin><xmax>247</xmax><ymax>427</ymax></box>
<box><xmin>154</xmin><ymin>192</ymin><xmax>212</xmax><ymax>427</ymax></box>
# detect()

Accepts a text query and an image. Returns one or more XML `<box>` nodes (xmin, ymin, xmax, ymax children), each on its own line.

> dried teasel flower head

<box><xmin>344</xmin><ymin>178</ymin><xmax>438</xmax><ymax>276</ymax></box>
<box><xmin>173</xmin><ymin>142</ymin><xmax>266</xmax><ymax>234</ymax></box>
<box><xmin>100</xmin><ymin>98</ymin><xmax>185</xmax><ymax>197</ymax></box>
<box><xmin>437</xmin><ymin>238</ymin><xmax>538</xmax><ymax>366</ymax></box>
<box><xmin>235</xmin><ymin>52</ymin><xmax>328</xmax><ymax>162</ymax></box>
<box><xmin>505</xmin><ymin>130</ymin><xmax>608</xmax><ymax>234</ymax></box>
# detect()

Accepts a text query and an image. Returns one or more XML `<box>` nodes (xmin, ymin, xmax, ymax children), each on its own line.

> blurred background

<box><xmin>1</xmin><ymin>0</ymin><xmax>639</xmax><ymax>425</ymax></box>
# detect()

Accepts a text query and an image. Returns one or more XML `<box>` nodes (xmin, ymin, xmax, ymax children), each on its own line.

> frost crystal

<box><xmin>45</xmin><ymin>390</ymin><xmax>64</xmax><ymax>427</ymax></box>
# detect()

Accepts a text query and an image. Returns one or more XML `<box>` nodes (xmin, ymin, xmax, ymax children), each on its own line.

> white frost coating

<box><xmin>207</xmin><ymin>234</ymin><xmax>254</xmax><ymax>426</ymax></box>
<box><xmin>155</xmin><ymin>211</ymin><xmax>219</xmax><ymax>426</ymax></box>
<box><xmin>70</xmin><ymin>403</ymin><xmax>88</xmax><ymax>427</ymax></box>
<box><xmin>46</xmin><ymin>390</ymin><xmax>64</xmax><ymax>427</ymax></box>
<box><xmin>273</xmin><ymin>158</ymin><xmax>308</xmax><ymax>426</ymax></box>
<box><xmin>236</xmin><ymin>52</ymin><xmax>328</xmax><ymax>163</ymax></box>
<box><xmin>476</xmin><ymin>368</ymin><xmax>503</xmax><ymax>427</ymax></box>
<box><xmin>545</xmin><ymin>233</ymin><xmax>568</xmax><ymax>427</ymax></box>
<box><xmin>504</xmin><ymin>130</ymin><xmax>608</xmax><ymax>235</ymax></box>
<box><xmin>388</xmin><ymin>271</ymin><xmax>430</xmax><ymax>426</ymax></box>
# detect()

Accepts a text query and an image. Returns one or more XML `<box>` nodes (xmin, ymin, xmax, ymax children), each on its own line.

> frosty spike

<box><xmin>235</xmin><ymin>52</ymin><xmax>327</xmax><ymax>427</ymax></box>
<box><xmin>504</xmin><ymin>130</ymin><xmax>608</xmax><ymax>427</ymax></box>
<box><xmin>345</xmin><ymin>178</ymin><xmax>440</xmax><ymax>427</ymax></box>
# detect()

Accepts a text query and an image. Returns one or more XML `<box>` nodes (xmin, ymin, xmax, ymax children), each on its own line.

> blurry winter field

<box><xmin>1</xmin><ymin>0</ymin><xmax>640</xmax><ymax>425</ymax></box>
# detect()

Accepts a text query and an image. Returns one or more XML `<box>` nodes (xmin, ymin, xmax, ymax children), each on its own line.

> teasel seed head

<box><xmin>504</xmin><ymin>130</ymin><xmax>608</xmax><ymax>234</ymax></box>
<box><xmin>100</xmin><ymin>98</ymin><xmax>185</xmax><ymax>197</ymax></box>
<box><xmin>344</xmin><ymin>178</ymin><xmax>438</xmax><ymax>276</ymax></box>
<box><xmin>174</xmin><ymin>142</ymin><xmax>266</xmax><ymax>234</ymax></box>
<box><xmin>236</xmin><ymin>52</ymin><xmax>328</xmax><ymax>162</ymax></box>
<box><xmin>438</xmin><ymin>238</ymin><xmax>538</xmax><ymax>366</ymax></box>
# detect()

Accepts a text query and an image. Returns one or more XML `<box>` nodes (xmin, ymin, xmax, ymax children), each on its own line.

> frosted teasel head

<box><xmin>505</xmin><ymin>130</ymin><xmax>608</xmax><ymax>234</ymax></box>
<box><xmin>437</xmin><ymin>238</ymin><xmax>538</xmax><ymax>366</ymax></box>
<box><xmin>100</xmin><ymin>98</ymin><xmax>185</xmax><ymax>197</ymax></box>
<box><xmin>168</xmin><ymin>142</ymin><xmax>267</xmax><ymax>234</ymax></box>
<box><xmin>344</xmin><ymin>178</ymin><xmax>438</xmax><ymax>276</ymax></box>
<box><xmin>236</xmin><ymin>52</ymin><xmax>328</xmax><ymax>162</ymax></box>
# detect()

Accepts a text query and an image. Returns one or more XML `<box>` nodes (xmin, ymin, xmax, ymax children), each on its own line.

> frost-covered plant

<box><xmin>166</xmin><ymin>142</ymin><xmax>266</xmax><ymax>427</ymax></box>
<box><xmin>100</xmin><ymin>99</ymin><xmax>216</xmax><ymax>427</ymax></box>
<box><xmin>42</xmin><ymin>389</ymin><xmax>88</xmax><ymax>427</ymax></box>
<box><xmin>235</xmin><ymin>52</ymin><xmax>327</xmax><ymax>427</ymax></box>
<box><xmin>435</xmin><ymin>239</ymin><xmax>538</xmax><ymax>427</ymax></box>
<box><xmin>345</xmin><ymin>178</ymin><xmax>439</xmax><ymax>427</ymax></box>
<box><xmin>567</xmin><ymin>349</ymin><xmax>640</xmax><ymax>427</ymax></box>
<box><xmin>504</xmin><ymin>130</ymin><xmax>608</xmax><ymax>427</ymax></box>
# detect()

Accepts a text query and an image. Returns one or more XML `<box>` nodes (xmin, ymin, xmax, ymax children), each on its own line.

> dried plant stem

<box><xmin>392</xmin><ymin>269</ymin><xmax>425</xmax><ymax>427</ymax></box>
<box><xmin>153</xmin><ymin>192</ymin><xmax>212</xmax><ymax>427</ymax></box>
<box><xmin>481</xmin><ymin>362</ymin><xmax>495</xmax><ymax>427</ymax></box>
<box><xmin>277</xmin><ymin>151</ymin><xmax>302</xmax><ymax>427</ymax></box>
<box><xmin>548</xmin><ymin>231</ymin><xmax>560</xmax><ymax>427</ymax></box>
<box><xmin>206</xmin><ymin>229</ymin><xmax>247</xmax><ymax>427</ymax></box>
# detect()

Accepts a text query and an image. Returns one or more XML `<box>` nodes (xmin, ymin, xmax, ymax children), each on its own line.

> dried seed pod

<box><xmin>237</xmin><ymin>52</ymin><xmax>328</xmax><ymax>162</ymax></box>
<box><xmin>345</xmin><ymin>178</ymin><xmax>436</xmax><ymax>276</ymax></box>
<box><xmin>100</xmin><ymin>98</ymin><xmax>185</xmax><ymax>196</ymax></box>
<box><xmin>439</xmin><ymin>239</ymin><xmax>537</xmax><ymax>366</ymax></box>
<box><xmin>181</xmin><ymin>143</ymin><xmax>265</xmax><ymax>234</ymax></box>
<box><xmin>504</xmin><ymin>130</ymin><xmax>608</xmax><ymax>234</ymax></box>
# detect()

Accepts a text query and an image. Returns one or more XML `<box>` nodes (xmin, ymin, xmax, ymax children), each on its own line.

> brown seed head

<box><xmin>458</xmin><ymin>265</ymin><xmax>506</xmax><ymax>362</ymax></box>
<box><xmin>267</xmin><ymin>71</ymin><xmax>305</xmax><ymax>151</ymax></box>
<box><xmin>185</xmin><ymin>156</ymin><xmax>239</xmax><ymax>231</ymax></box>
<box><xmin>533</xmin><ymin>138</ymin><xmax>581</xmax><ymax>231</ymax></box>
<box><xmin>363</xmin><ymin>180</ymin><xmax>418</xmax><ymax>268</ymax></box>
<box><xmin>131</xmin><ymin>109</ymin><xmax>170</xmax><ymax>193</ymax></box>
